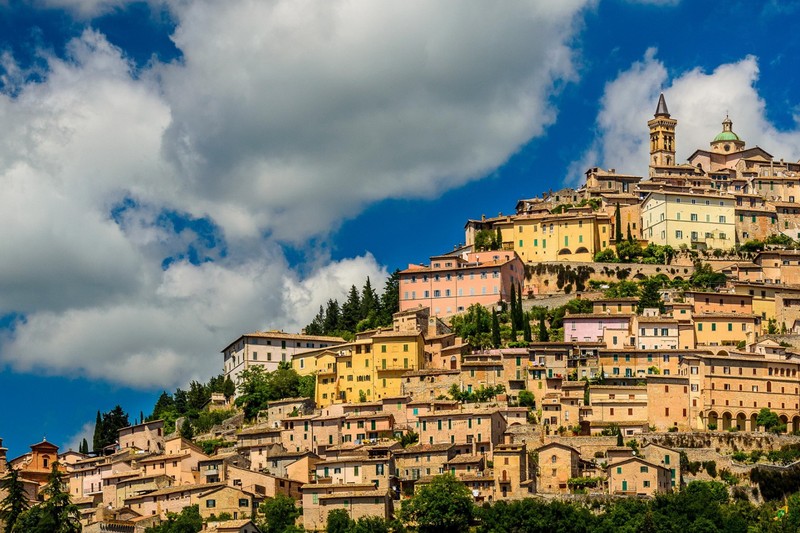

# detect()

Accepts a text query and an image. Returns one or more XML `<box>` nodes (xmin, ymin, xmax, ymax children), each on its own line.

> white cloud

<box><xmin>569</xmin><ymin>50</ymin><xmax>800</xmax><ymax>183</ymax></box>
<box><xmin>63</xmin><ymin>420</ymin><xmax>93</xmax><ymax>453</ymax></box>
<box><xmin>35</xmin><ymin>0</ymin><xmax>133</xmax><ymax>18</ymax></box>
<box><xmin>156</xmin><ymin>0</ymin><xmax>590</xmax><ymax>241</ymax></box>
<box><xmin>0</xmin><ymin>1</ymin><xmax>592</xmax><ymax>389</ymax></box>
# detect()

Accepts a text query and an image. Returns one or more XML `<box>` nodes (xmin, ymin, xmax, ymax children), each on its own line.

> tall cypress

<box><xmin>615</xmin><ymin>203</ymin><xmax>623</xmax><ymax>243</ymax></box>
<box><xmin>517</xmin><ymin>282</ymin><xmax>525</xmax><ymax>328</ymax></box>
<box><xmin>491</xmin><ymin>309</ymin><xmax>501</xmax><ymax>348</ymax></box>
<box><xmin>523</xmin><ymin>317</ymin><xmax>532</xmax><ymax>343</ymax></box>
<box><xmin>538</xmin><ymin>316</ymin><xmax>550</xmax><ymax>342</ymax></box>
<box><xmin>92</xmin><ymin>411</ymin><xmax>102</xmax><ymax>453</ymax></box>
<box><xmin>509</xmin><ymin>283</ymin><xmax>518</xmax><ymax>330</ymax></box>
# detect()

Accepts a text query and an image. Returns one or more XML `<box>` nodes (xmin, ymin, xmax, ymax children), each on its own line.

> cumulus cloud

<box><xmin>156</xmin><ymin>0</ymin><xmax>589</xmax><ymax>240</ymax></box>
<box><xmin>569</xmin><ymin>49</ymin><xmax>800</xmax><ymax>183</ymax></box>
<box><xmin>0</xmin><ymin>1</ymin><xmax>591</xmax><ymax>388</ymax></box>
<box><xmin>64</xmin><ymin>420</ymin><xmax>94</xmax><ymax>452</ymax></box>
<box><xmin>35</xmin><ymin>0</ymin><xmax>133</xmax><ymax>18</ymax></box>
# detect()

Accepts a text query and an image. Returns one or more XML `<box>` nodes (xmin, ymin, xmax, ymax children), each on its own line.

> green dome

<box><xmin>713</xmin><ymin>131</ymin><xmax>741</xmax><ymax>142</ymax></box>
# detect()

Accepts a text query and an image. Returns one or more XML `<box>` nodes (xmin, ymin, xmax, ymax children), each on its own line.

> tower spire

<box><xmin>655</xmin><ymin>93</ymin><xmax>670</xmax><ymax>117</ymax></box>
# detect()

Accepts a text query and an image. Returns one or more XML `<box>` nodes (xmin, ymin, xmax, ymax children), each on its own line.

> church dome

<box><xmin>713</xmin><ymin>130</ymin><xmax>741</xmax><ymax>142</ymax></box>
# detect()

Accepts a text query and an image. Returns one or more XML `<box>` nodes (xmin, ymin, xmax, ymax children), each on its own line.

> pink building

<box><xmin>563</xmin><ymin>314</ymin><xmax>632</xmax><ymax>346</ymax></box>
<box><xmin>399</xmin><ymin>251</ymin><xmax>525</xmax><ymax>317</ymax></box>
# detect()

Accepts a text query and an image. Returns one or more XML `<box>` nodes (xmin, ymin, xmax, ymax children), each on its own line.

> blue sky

<box><xmin>1</xmin><ymin>0</ymin><xmax>800</xmax><ymax>459</ymax></box>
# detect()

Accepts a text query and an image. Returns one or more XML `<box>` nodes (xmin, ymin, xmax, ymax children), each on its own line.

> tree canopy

<box><xmin>398</xmin><ymin>474</ymin><xmax>474</xmax><ymax>533</ymax></box>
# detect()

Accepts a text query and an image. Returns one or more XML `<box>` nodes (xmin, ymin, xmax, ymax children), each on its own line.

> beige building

<box><xmin>301</xmin><ymin>483</ymin><xmax>391</xmax><ymax>532</ymax></box>
<box><xmin>535</xmin><ymin>442</ymin><xmax>580</xmax><ymax>494</ymax></box>
<box><xmin>118</xmin><ymin>419</ymin><xmax>165</xmax><ymax>453</ymax></box>
<box><xmin>640</xmin><ymin>189</ymin><xmax>735</xmax><ymax>250</ymax></box>
<box><xmin>607</xmin><ymin>456</ymin><xmax>670</xmax><ymax>496</ymax></box>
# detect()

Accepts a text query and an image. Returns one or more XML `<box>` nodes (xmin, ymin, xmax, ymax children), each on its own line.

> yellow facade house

<box><xmin>293</xmin><ymin>332</ymin><xmax>425</xmax><ymax>408</ymax></box>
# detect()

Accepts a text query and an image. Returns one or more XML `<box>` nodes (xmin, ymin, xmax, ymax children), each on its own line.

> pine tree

<box><xmin>491</xmin><ymin>309</ymin><xmax>501</xmax><ymax>348</ymax></box>
<box><xmin>18</xmin><ymin>462</ymin><xmax>80</xmax><ymax>533</ymax></box>
<box><xmin>379</xmin><ymin>269</ymin><xmax>400</xmax><ymax>326</ymax></box>
<box><xmin>322</xmin><ymin>299</ymin><xmax>341</xmax><ymax>334</ymax></box>
<box><xmin>360</xmin><ymin>277</ymin><xmax>379</xmax><ymax>322</ymax></box>
<box><xmin>305</xmin><ymin>305</ymin><xmax>325</xmax><ymax>335</ymax></box>
<box><xmin>0</xmin><ymin>465</ymin><xmax>30</xmax><ymax>533</ymax></box>
<box><xmin>538</xmin><ymin>316</ymin><xmax>549</xmax><ymax>342</ymax></box>
<box><xmin>340</xmin><ymin>285</ymin><xmax>362</xmax><ymax>332</ymax></box>
<box><xmin>151</xmin><ymin>391</ymin><xmax>174</xmax><ymax>420</ymax></box>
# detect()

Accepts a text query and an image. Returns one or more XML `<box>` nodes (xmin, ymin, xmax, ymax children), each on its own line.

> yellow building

<box><xmin>292</xmin><ymin>332</ymin><xmax>425</xmax><ymax>408</ymax></box>
<box><xmin>640</xmin><ymin>190</ymin><xmax>735</xmax><ymax>250</ymax></box>
<box><xmin>465</xmin><ymin>206</ymin><xmax>612</xmax><ymax>263</ymax></box>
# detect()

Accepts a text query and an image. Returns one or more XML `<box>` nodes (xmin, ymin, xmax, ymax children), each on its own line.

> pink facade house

<box><xmin>399</xmin><ymin>250</ymin><xmax>525</xmax><ymax>317</ymax></box>
<box><xmin>563</xmin><ymin>314</ymin><xmax>632</xmax><ymax>346</ymax></box>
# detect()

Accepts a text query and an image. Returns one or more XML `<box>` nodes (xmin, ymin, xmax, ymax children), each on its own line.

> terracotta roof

<box><xmin>445</xmin><ymin>454</ymin><xmax>483</xmax><ymax>465</ymax></box>
<box><xmin>319</xmin><ymin>490</ymin><xmax>387</xmax><ymax>500</ymax></box>
<box><xmin>393</xmin><ymin>443</ymin><xmax>454</xmax><ymax>455</ymax></box>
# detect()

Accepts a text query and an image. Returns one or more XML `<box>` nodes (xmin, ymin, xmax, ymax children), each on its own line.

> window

<box><xmin>239</xmin><ymin>498</ymin><xmax>249</xmax><ymax>507</ymax></box>
<box><xmin>206</xmin><ymin>500</ymin><xmax>216</xmax><ymax>508</ymax></box>
<box><xmin>675</xmin><ymin>230</ymin><xmax>683</xmax><ymax>239</ymax></box>
<box><xmin>691</xmin><ymin>213</ymin><xmax>698</xmax><ymax>221</ymax></box>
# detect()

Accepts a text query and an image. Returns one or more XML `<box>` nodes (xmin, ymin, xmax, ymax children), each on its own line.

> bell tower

<box><xmin>648</xmin><ymin>93</ymin><xmax>677</xmax><ymax>168</ymax></box>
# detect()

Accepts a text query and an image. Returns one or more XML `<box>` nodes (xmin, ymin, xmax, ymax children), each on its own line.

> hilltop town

<box><xmin>6</xmin><ymin>95</ymin><xmax>800</xmax><ymax>531</ymax></box>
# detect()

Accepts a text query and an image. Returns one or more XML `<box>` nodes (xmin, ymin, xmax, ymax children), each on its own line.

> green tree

<box><xmin>340</xmin><ymin>285</ymin><xmax>362</xmax><ymax>332</ymax></box>
<box><xmin>326</xmin><ymin>508</ymin><xmax>352</xmax><ymax>533</ymax></box>
<box><xmin>379</xmin><ymin>270</ymin><xmax>401</xmax><ymax>326</ymax></box>
<box><xmin>259</xmin><ymin>494</ymin><xmax>300</xmax><ymax>533</ymax></box>
<box><xmin>638</xmin><ymin>277</ymin><xmax>665</xmax><ymax>314</ymax></box>
<box><xmin>222</xmin><ymin>376</ymin><xmax>236</xmax><ymax>398</ymax></box>
<box><xmin>537</xmin><ymin>316</ymin><xmax>549</xmax><ymax>342</ymax></box>
<box><xmin>305</xmin><ymin>305</ymin><xmax>326</xmax><ymax>335</ymax></box>
<box><xmin>517</xmin><ymin>390</ymin><xmax>535</xmax><ymax>408</ymax></box>
<box><xmin>180</xmin><ymin>418</ymin><xmax>194</xmax><ymax>440</ymax></box>
<box><xmin>93</xmin><ymin>405</ymin><xmax>129</xmax><ymax>453</ymax></box>
<box><xmin>756</xmin><ymin>408</ymin><xmax>780</xmax><ymax>432</ymax></box>
<box><xmin>615</xmin><ymin>203</ymin><xmax>623</xmax><ymax>242</ymax></box>
<box><xmin>627</xmin><ymin>222</ymin><xmax>633</xmax><ymax>242</ymax></box>
<box><xmin>92</xmin><ymin>410</ymin><xmax>102</xmax><ymax>452</ymax></box>
<box><xmin>398</xmin><ymin>474</ymin><xmax>474</xmax><ymax>533</ymax></box>
<box><xmin>0</xmin><ymin>466</ymin><xmax>29</xmax><ymax>533</ymax></box>
<box><xmin>491</xmin><ymin>309</ymin><xmax>501</xmax><ymax>348</ymax></box>
<box><xmin>15</xmin><ymin>462</ymin><xmax>80</xmax><ymax>533</ymax></box>
<box><xmin>144</xmin><ymin>504</ymin><xmax>202</xmax><ymax>533</ymax></box>
<box><xmin>594</xmin><ymin>248</ymin><xmax>617</xmax><ymax>262</ymax></box>
<box><xmin>323</xmin><ymin>299</ymin><xmax>342</xmax><ymax>334</ymax></box>
<box><xmin>522</xmin><ymin>317</ymin><xmax>532</xmax><ymax>343</ymax></box>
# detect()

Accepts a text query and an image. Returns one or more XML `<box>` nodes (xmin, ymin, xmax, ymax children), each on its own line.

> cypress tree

<box><xmin>615</xmin><ymin>203</ymin><xmax>623</xmax><ymax>243</ymax></box>
<box><xmin>495</xmin><ymin>227</ymin><xmax>502</xmax><ymax>250</ymax></box>
<box><xmin>508</xmin><ymin>283</ymin><xmax>517</xmax><ymax>328</ymax></box>
<box><xmin>491</xmin><ymin>309</ymin><xmax>501</xmax><ymax>348</ymax></box>
<box><xmin>523</xmin><ymin>316</ymin><xmax>532</xmax><ymax>343</ymax></box>
<box><xmin>626</xmin><ymin>222</ymin><xmax>633</xmax><ymax>243</ymax></box>
<box><xmin>538</xmin><ymin>316</ymin><xmax>549</xmax><ymax>342</ymax></box>
<box><xmin>517</xmin><ymin>283</ymin><xmax>525</xmax><ymax>327</ymax></box>
<box><xmin>92</xmin><ymin>411</ymin><xmax>102</xmax><ymax>453</ymax></box>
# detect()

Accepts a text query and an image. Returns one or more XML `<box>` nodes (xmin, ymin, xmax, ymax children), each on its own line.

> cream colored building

<box><xmin>640</xmin><ymin>190</ymin><xmax>735</xmax><ymax>250</ymax></box>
